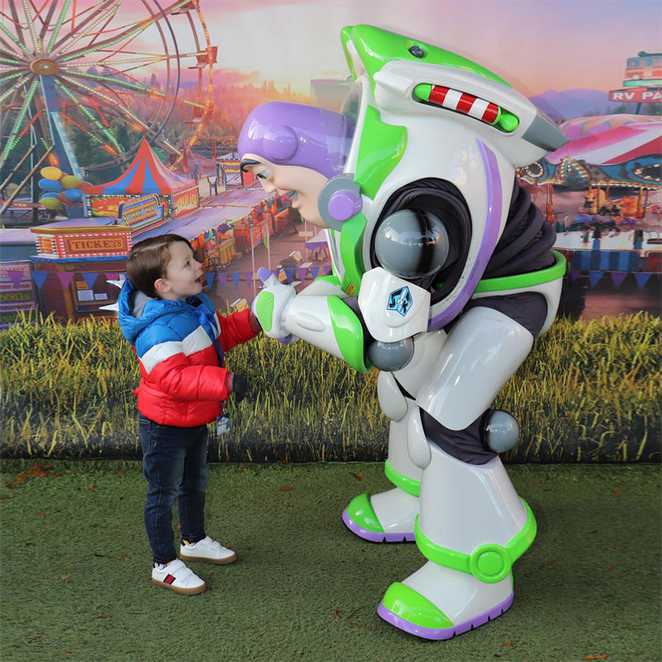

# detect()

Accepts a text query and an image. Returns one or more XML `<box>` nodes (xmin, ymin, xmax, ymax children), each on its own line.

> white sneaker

<box><xmin>180</xmin><ymin>536</ymin><xmax>237</xmax><ymax>565</ymax></box>
<box><xmin>151</xmin><ymin>559</ymin><xmax>206</xmax><ymax>595</ymax></box>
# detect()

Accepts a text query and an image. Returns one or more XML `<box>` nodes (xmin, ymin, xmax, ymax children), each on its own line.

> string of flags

<box><xmin>28</xmin><ymin>264</ymin><xmax>335</xmax><ymax>291</ymax></box>
<box><xmin>26</xmin><ymin>259</ymin><xmax>659</xmax><ymax>292</ymax></box>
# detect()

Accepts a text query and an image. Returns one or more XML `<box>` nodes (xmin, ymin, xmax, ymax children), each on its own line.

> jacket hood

<box><xmin>118</xmin><ymin>279</ymin><xmax>185</xmax><ymax>343</ymax></box>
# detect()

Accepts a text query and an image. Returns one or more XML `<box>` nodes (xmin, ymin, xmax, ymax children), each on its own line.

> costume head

<box><xmin>239</xmin><ymin>103</ymin><xmax>354</xmax><ymax>226</ymax></box>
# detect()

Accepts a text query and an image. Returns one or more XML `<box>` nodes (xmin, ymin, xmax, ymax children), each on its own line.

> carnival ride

<box><xmin>0</xmin><ymin>0</ymin><xmax>216</xmax><ymax>215</ymax></box>
<box><xmin>519</xmin><ymin>114</ymin><xmax>662</xmax><ymax>225</ymax></box>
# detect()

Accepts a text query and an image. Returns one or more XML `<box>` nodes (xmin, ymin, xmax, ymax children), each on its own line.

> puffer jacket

<box><xmin>118</xmin><ymin>279</ymin><xmax>257</xmax><ymax>427</ymax></box>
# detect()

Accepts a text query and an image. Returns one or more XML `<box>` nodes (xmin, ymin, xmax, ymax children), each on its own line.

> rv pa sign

<box><xmin>609</xmin><ymin>87</ymin><xmax>662</xmax><ymax>103</ymax></box>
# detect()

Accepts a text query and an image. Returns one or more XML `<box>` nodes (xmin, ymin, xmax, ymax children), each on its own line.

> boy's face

<box><xmin>155</xmin><ymin>241</ymin><xmax>204</xmax><ymax>300</ymax></box>
<box><xmin>243</xmin><ymin>156</ymin><xmax>328</xmax><ymax>227</ymax></box>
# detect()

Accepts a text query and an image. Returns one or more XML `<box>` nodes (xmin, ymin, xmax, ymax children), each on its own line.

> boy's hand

<box><xmin>230</xmin><ymin>373</ymin><xmax>249</xmax><ymax>402</ymax></box>
<box><xmin>252</xmin><ymin>268</ymin><xmax>295</xmax><ymax>340</ymax></box>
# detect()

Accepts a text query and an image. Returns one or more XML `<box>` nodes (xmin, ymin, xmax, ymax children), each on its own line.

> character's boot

<box><xmin>342</xmin><ymin>374</ymin><xmax>423</xmax><ymax>542</ymax></box>
<box><xmin>377</xmin><ymin>444</ymin><xmax>536</xmax><ymax>639</ymax></box>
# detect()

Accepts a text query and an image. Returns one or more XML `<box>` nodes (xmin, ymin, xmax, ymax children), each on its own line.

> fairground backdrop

<box><xmin>0</xmin><ymin>0</ymin><xmax>660</xmax><ymax>462</ymax></box>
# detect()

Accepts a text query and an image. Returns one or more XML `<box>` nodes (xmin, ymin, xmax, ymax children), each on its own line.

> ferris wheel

<box><xmin>0</xmin><ymin>0</ymin><xmax>216</xmax><ymax>193</ymax></box>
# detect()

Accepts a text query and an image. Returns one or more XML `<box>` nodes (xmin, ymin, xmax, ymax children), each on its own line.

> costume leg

<box><xmin>341</xmin><ymin>329</ymin><xmax>447</xmax><ymax>543</ymax></box>
<box><xmin>377</xmin><ymin>305</ymin><xmax>541</xmax><ymax>639</ymax></box>
<box><xmin>342</xmin><ymin>375</ymin><xmax>421</xmax><ymax>542</ymax></box>
<box><xmin>377</xmin><ymin>444</ymin><xmax>533</xmax><ymax>639</ymax></box>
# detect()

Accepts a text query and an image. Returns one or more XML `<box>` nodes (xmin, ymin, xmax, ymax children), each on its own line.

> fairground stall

<box><xmin>23</xmin><ymin>184</ymin><xmax>291</xmax><ymax>322</ymax></box>
<box><xmin>519</xmin><ymin>114</ymin><xmax>662</xmax><ymax>292</ymax></box>
<box><xmin>85</xmin><ymin>138</ymin><xmax>199</xmax><ymax>219</ymax></box>
<box><xmin>30</xmin><ymin>218</ymin><xmax>132</xmax><ymax>321</ymax></box>
<box><xmin>138</xmin><ymin>187</ymin><xmax>282</xmax><ymax>272</ymax></box>
<box><xmin>0</xmin><ymin>229</ymin><xmax>38</xmax><ymax>329</ymax></box>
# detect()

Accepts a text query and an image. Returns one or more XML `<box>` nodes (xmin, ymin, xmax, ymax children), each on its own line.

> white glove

<box><xmin>252</xmin><ymin>267</ymin><xmax>296</xmax><ymax>340</ymax></box>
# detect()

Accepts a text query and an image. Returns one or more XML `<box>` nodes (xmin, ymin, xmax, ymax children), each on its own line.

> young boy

<box><xmin>118</xmin><ymin>233</ymin><xmax>260</xmax><ymax>595</ymax></box>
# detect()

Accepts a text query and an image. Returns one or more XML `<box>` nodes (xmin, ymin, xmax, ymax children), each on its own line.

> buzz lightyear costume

<box><xmin>239</xmin><ymin>25</ymin><xmax>566</xmax><ymax>640</ymax></box>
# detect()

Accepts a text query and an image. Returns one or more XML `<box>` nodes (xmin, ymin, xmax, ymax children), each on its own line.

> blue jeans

<box><xmin>139</xmin><ymin>415</ymin><xmax>209</xmax><ymax>564</ymax></box>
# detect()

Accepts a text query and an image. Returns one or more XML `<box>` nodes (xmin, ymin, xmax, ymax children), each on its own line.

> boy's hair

<box><xmin>126</xmin><ymin>233</ymin><xmax>194</xmax><ymax>298</ymax></box>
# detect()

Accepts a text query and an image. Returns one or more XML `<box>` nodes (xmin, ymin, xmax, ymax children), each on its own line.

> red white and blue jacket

<box><xmin>118</xmin><ymin>279</ymin><xmax>257</xmax><ymax>427</ymax></box>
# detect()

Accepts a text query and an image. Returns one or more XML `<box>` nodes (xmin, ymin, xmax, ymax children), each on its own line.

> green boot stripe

<box><xmin>414</xmin><ymin>499</ymin><xmax>537</xmax><ymax>584</ymax></box>
<box><xmin>345</xmin><ymin>492</ymin><xmax>383</xmax><ymax>533</ymax></box>
<box><xmin>382</xmin><ymin>581</ymin><xmax>453</xmax><ymax>630</ymax></box>
<box><xmin>384</xmin><ymin>460</ymin><xmax>421</xmax><ymax>497</ymax></box>
<box><xmin>474</xmin><ymin>250</ymin><xmax>566</xmax><ymax>294</ymax></box>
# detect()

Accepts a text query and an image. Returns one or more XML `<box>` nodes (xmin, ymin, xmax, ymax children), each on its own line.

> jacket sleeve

<box><xmin>137</xmin><ymin>324</ymin><xmax>231</xmax><ymax>401</ymax></box>
<box><xmin>217</xmin><ymin>307</ymin><xmax>259</xmax><ymax>352</ymax></box>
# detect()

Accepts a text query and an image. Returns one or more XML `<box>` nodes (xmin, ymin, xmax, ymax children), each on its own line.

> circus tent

<box><xmin>84</xmin><ymin>138</ymin><xmax>200</xmax><ymax>217</ymax></box>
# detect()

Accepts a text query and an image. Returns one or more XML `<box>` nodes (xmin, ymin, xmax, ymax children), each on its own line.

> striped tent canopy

<box><xmin>85</xmin><ymin>138</ymin><xmax>196</xmax><ymax>195</ymax></box>
<box><xmin>558</xmin><ymin>114</ymin><xmax>660</xmax><ymax>141</ymax></box>
<box><xmin>547</xmin><ymin>115</ymin><xmax>662</xmax><ymax>166</ymax></box>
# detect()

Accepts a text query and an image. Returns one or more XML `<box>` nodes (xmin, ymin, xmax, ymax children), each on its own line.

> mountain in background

<box><xmin>529</xmin><ymin>89</ymin><xmax>627</xmax><ymax>121</ymax></box>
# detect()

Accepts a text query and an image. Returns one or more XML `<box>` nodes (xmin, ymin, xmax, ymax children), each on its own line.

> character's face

<box><xmin>243</xmin><ymin>156</ymin><xmax>329</xmax><ymax>227</ymax></box>
<box><xmin>156</xmin><ymin>241</ymin><xmax>204</xmax><ymax>300</ymax></box>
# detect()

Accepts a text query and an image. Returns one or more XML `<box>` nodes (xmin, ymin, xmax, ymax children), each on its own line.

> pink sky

<box><xmin>197</xmin><ymin>0</ymin><xmax>661</xmax><ymax>96</ymax></box>
<box><xmin>6</xmin><ymin>0</ymin><xmax>660</xmax><ymax>96</ymax></box>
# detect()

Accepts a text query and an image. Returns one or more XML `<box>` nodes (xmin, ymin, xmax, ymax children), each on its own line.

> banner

<box><xmin>203</xmin><ymin>265</ymin><xmax>659</xmax><ymax>290</ymax></box>
<box><xmin>6</xmin><ymin>270</ymin><xmax>24</xmax><ymax>288</ymax></box>
<box><xmin>610</xmin><ymin>272</ymin><xmax>628</xmax><ymax>288</ymax></box>
<box><xmin>83</xmin><ymin>272</ymin><xmax>98</xmax><ymax>289</ymax></box>
<box><xmin>32</xmin><ymin>272</ymin><xmax>49</xmax><ymax>290</ymax></box>
<box><xmin>56</xmin><ymin>272</ymin><xmax>74</xmax><ymax>288</ymax></box>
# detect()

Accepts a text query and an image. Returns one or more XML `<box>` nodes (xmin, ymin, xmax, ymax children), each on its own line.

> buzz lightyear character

<box><xmin>240</xmin><ymin>25</ymin><xmax>567</xmax><ymax>640</ymax></box>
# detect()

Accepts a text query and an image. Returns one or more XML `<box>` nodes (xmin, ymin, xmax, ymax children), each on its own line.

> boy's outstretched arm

<box><xmin>215</xmin><ymin>307</ymin><xmax>261</xmax><ymax>353</ymax></box>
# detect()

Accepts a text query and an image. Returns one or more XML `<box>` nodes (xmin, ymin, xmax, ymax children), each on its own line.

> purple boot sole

<box><xmin>341</xmin><ymin>510</ymin><xmax>415</xmax><ymax>543</ymax></box>
<box><xmin>377</xmin><ymin>593</ymin><xmax>514</xmax><ymax>640</ymax></box>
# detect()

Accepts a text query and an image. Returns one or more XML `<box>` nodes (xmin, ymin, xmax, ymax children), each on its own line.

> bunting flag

<box><xmin>83</xmin><ymin>272</ymin><xmax>98</xmax><ymax>289</ymax></box>
<box><xmin>610</xmin><ymin>272</ymin><xmax>629</xmax><ymax>288</ymax></box>
<box><xmin>32</xmin><ymin>272</ymin><xmax>49</xmax><ymax>290</ymax></box>
<box><xmin>6</xmin><ymin>270</ymin><xmax>24</xmax><ymax>287</ymax></box>
<box><xmin>201</xmin><ymin>264</ymin><xmax>658</xmax><ymax>290</ymax></box>
<box><xmin>616</xmin><ymin>252</ymin><xmax>632</xmax><ymax>272</ymax></box>
<box><xmin>589</xmin><ymin>271</ymin><xmax>604</xmax><ymax>288</ymax></box>
<box><xmin>570</xmin><ymin>250</ymin><xmax>647</xmax><ymax>273</ymax></box>
<box><xmin>56</xmin><ymin>272</ymin><xmax>74</xmax><ymax>288</ymax></box>
<box><xmin>577</xmin><ymin>252</ymin><xmax>591</xmax><ymax>270</ymax></box>
<box><xmin>634</xmin><ymin>272</ymin><xmax>653</xmax><ymax>289</ymax></box>
<box><xmin>105</xmin><ymin>272</ymin><xmax>119</xmax><ymax>281</ymax></box>
<box><xmin>597</xmin><ymin>251</ymin><xmax>611</xmax><ymax>271</ymax></box>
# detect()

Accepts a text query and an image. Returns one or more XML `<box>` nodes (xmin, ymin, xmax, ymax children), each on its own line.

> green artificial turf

<box><xmin>0</xmin><ymin>462</ymin><xmax>660</xmax><ymax>662</ymax></box>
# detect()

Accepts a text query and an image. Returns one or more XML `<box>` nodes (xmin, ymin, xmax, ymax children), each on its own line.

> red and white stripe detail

<box><xmin>140</xmin><ymin>325</ymin><xmax>220</xmax><ymax>374</ymax></box>
<box><xmin>429</xmin><ymin>85</ymin><xmax>500</xmax><ymax>125</ymax></box>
